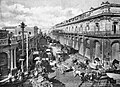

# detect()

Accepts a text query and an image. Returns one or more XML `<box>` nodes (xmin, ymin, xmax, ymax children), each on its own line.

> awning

<box><xmin>33</xmin><ymin>51</ymin><xmax>39</xmax><ymax>55</ymax></box>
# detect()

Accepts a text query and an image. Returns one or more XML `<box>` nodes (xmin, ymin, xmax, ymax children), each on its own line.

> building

<box><xmin>51</xmin><ymin>1</ymin><xmax>120</xmax><ymax>63</ymax></box>
<box><xmin>0</xmin><ymin>29</ymin><xmax>18</xmax><ymax>82</ymax></box>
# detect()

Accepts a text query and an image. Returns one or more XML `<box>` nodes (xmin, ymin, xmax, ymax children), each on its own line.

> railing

<box><xmin>83</xmin><ymin>31</ymin><xmax>120</xmax><ymax>37</ymax></box>
<box><xmin>58</xmin><ymin>30</ymin><xmax>120</xmax><ymax>37</ymax></box>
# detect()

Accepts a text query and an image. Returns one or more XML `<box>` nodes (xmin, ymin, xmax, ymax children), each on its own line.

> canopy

<box><xmin>34</xmin><ymin>57</ymin><xmax>40</xmax><ymax>60</ymax></box>
<box><xmin>106</xmin><ymin>73</ymin><xmax>120</xmax><ymax>80</ymax></box>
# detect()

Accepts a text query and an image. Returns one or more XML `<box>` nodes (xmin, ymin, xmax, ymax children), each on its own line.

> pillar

<box><xmin>78</xmin><ymin>38</ymin><xmax>81</xmax><ymax>51</ymax></box>
<box><xmin>102</xmin><ymin>39</ymin><xmax>104</xmax><ymax>64</ymax></box>
<box><xmin>72</xmin><ymin>37</ymin><xmax>75</xmax><ymax>48</ymax></box>
<box><xmin>14</xmin><ymin>48</ymin><xmax>16</xmax><ymax>68</ymax></box>
<box><xmin>71</xmin><ymin>37</ymin><xmax>73</xmax><ymax>47</ymax></box>
<box><xmin>68</xmin><ymin>36</ymin><xmax>71</xmax><ymax>46</ymax></box>
<box><xmin>83</xmin><ymin>38</ymin><xmax>86</xmax><ymax>59</ymax></box>
<box><xmin>11</xmin><ymin>49</ymin><xmax>13</xmax><ymax>70</ymax></box>
<box><xmin>90</xmin><ymin>40</ymin><xmax>94</xmax><ymax>61</ymax></box>
<box><xmin>7</xmin><ymin>50</ymin><xmax>11</xmax><ymax>69</ymax></box>
<box><xmin>75</xmin><ymin>37</ymin><xmax>78</xmax><ymax>50</ymax></box>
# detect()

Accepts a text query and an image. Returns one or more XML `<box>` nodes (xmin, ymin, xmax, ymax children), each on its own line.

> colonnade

<box><xmin>56</xmin><ymin>34</ymin><xmax>120</xmax><ymax>62</ymax></box>
<box><xmin>10</xmin><ymin>48</ymin><xmax>17</xmax><ymax>70</ymax></box>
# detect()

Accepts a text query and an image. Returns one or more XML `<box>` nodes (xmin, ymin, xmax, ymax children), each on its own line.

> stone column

<box><xmin>78</xmin><ymin>38</ymin><xmax>81</xmax><ymax>51</ymax></box>
<box><xmin>6</xmin><ymin>50</ymin><xmax>11</xmax><ymax>69</ymax></box>
<box><xmin>74</xmin><ymin>37</ymin><xmax>77</xmax><ymax>49</ymax></box>
<box><xmin>11</xmin><ymin>49</ymin><xmax>13</xmax><ymax>70</ymax></box>
<box><xmin>90</xmin><ymin>40</ymin><xmax>94</xmax><ymax>61</ymax></box>
<box><xmin>83</xmin><ymin>38</ymin><xmax>86</xmax><ymax>59</ymax></box>
<box><xmin>72</xmin><ymin>37</ymin><xmax>74</xmax><ymax>48</ymax></box>
<box><xmin>14</xmin><ymin>48</ymin><xmax>16</xmax><ymax>68</ymax></box>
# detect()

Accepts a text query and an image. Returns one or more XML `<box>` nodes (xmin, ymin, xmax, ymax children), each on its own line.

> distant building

<box><xmin>0</xmin><ymin>29</ymin><xmax>18</xmax><ymax>81</ymax></box>
<box><xmin>34</xmin><ymin>26</ymin><xmax>39</xmax><ymax>36</ymax></box>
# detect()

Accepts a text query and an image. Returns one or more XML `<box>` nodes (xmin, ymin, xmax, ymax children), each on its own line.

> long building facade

<box><xmin>51</xmin><ymin>2</ymin><xmax>120</xmax><ymax>63</ymax></box>
<box><xmin>0</xmin><ymin>29</ymin><xmax>18</xmax><ymax>81</ymax></box>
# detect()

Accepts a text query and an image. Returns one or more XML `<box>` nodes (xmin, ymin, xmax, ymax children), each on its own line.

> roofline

<box><xmin>54</xmin><ymin>2</ymin><xmax>120</xmax><ymax>27</ymax></box>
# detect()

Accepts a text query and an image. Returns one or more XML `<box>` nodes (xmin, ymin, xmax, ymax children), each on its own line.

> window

<box><xmin>112</xmin><ymin>22</ymin><xmax>118</xmax><ymax>34</ymax></box>
<box><xmin>86</xmin><ymin>23</ymin><xmax>90</xmax><ymax>31</ymax></box>
<box><xmin>95</xmin><ymin>23</ymin><xmax>100</xmax><ymax>31</ymax></box>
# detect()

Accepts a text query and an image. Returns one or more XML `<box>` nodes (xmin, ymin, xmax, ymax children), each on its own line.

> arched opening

<box><xmin>75</xmin><ymin>37</ymin><xmax>79</xmax><ymax>50</ymax></box>
<box><xmin>0</xmin><ymin>52</ymin><xmax>9</xmax><ymax>80</ymax></box>
<box><xmin>111</xmin><ymin>41</ymin><xmax>120</xmax><ymax>61</ymax></box>
<box><xmin>79</xmin><ymin>38</ymin><xmax>84</xmax><ymax>55</ymax></box>
<box><xmin>93</xmin><ymin>40</ymin><xmax>101</xmax><ymax>59</ymax></box>
<box><xmin>85</xmin><ymin>39</ymin><xmax>90</xmax><ymax>59</ymax></box>
<box><xmin>112</xmin><ymin>22</ymin><xmax>118</xmax><ymax>34</ymax></box>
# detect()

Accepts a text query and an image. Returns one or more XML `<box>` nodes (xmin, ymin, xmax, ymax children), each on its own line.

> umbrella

<box><xmin>34</xmin><ymin>57</ymin><xmax>40</xmax><ymax>60</ymax></box>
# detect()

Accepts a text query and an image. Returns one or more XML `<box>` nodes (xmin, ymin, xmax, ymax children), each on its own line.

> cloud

<box><xmin>0</xmin><ymin>0</ymin><xmax>82</xmax><ymax>29</ymax></box>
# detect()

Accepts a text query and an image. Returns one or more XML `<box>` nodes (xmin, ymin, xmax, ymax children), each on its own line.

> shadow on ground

<box><xmin>49</xmin><ymin>76</ymin><xmax>66</xmax><ymax>87</ymax></box>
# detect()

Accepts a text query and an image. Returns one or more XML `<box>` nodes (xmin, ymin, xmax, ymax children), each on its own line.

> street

<box><xmin>22</xmin><ymin>68</ymin><xmax>89</xmax><ymax>87</ymax></box>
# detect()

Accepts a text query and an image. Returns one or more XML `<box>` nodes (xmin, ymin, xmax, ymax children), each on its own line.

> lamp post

<box><xmin>25</xmin><ymin>32</ymin><xmax>31</xmax><ymax>73</ymax></box>
<box><xmin>19</xmin><ymin>22</ymin><xmax>26</xmax><ymax>58</ymax></box>
<box><xmin>20</xmin><ymin>31</ymin><xmax>31</xmax><ymax>73</ymax></box>
<box><xmin>19</xmin><ymin>22</ymin><xmax>26</xmax><ymax>72</ymax></box>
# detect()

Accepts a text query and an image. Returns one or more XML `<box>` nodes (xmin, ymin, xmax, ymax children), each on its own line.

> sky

<box><xmin>0</xmin><ymin>0</ymin><xmax>120</xmax><ymax>29</ymax></box>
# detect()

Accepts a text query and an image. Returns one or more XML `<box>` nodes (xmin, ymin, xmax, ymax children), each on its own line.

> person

<box><xmin>105</xmin><ymin>59</ymin><xmax>120</xmax><ymax>86</ymax></box>
<box><xmin>35</xmin><ymin>58</ymin><xmax>43</xmax><ymax>75</ymax></box>
<box><xmin>94</xmin><ymin>57</ymin><xmax>103</xmax><ymax>70</ymax></box>
<box><xmin>111</xmin><ymin>59</ymin><xmax>119</xmax><ymax>70</ymax></box>
<box><xmin>85</xmin><ymin>59</ymin><xmax>91</xmax><ymax>70</ymax></box>
<box><xmin>104</xmin><ymin>62</ymin><xmax>110</xmax><ymax>70</ymax></box>
<box><xmin>89</xmin><ymin>58</ymin><xmax>102</xmax><ymax>70</ymax></box>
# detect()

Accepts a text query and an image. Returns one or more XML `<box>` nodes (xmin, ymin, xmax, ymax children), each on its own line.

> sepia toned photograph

<box><xmin>0</xmin><ymin>0</ymin><xmax>120</xmax><ymax>87</ymax></box>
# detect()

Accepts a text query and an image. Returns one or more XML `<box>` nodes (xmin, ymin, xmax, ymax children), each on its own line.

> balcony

<box><xmin>0</xmin><ymin>38</ymin><xmax>8</xmax><ymax>46</ymax></box>
<box><xmin>0</xmin><ymin>38</ymin><xmax>18</xmax><ymax>46</ymax></box>
<box><xmin>58</xmin><ymin>30</ymin><xmax>120</xmax><ymax>38</ymax></box>
<box><xmin>82</xmin><ymin>31</ymin><xmax>120</xmax><ymax>38</ymax></box>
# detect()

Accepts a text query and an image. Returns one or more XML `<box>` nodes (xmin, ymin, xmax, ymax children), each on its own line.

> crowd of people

<box><xmin>74</xmin><ymin>57</ymin><xmax>120</xmax><ymax>87</ymax></box>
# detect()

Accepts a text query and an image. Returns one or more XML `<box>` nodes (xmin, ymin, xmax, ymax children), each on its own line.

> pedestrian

<box><xmin>93</xmin><ymin>57</ymin><xmax>103</xmax><ymax>70</ymax></box>
<box><xmin>110</xmin><ymin>59</ymin><xmax>119</xmax><ymax>70</ymax></box>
